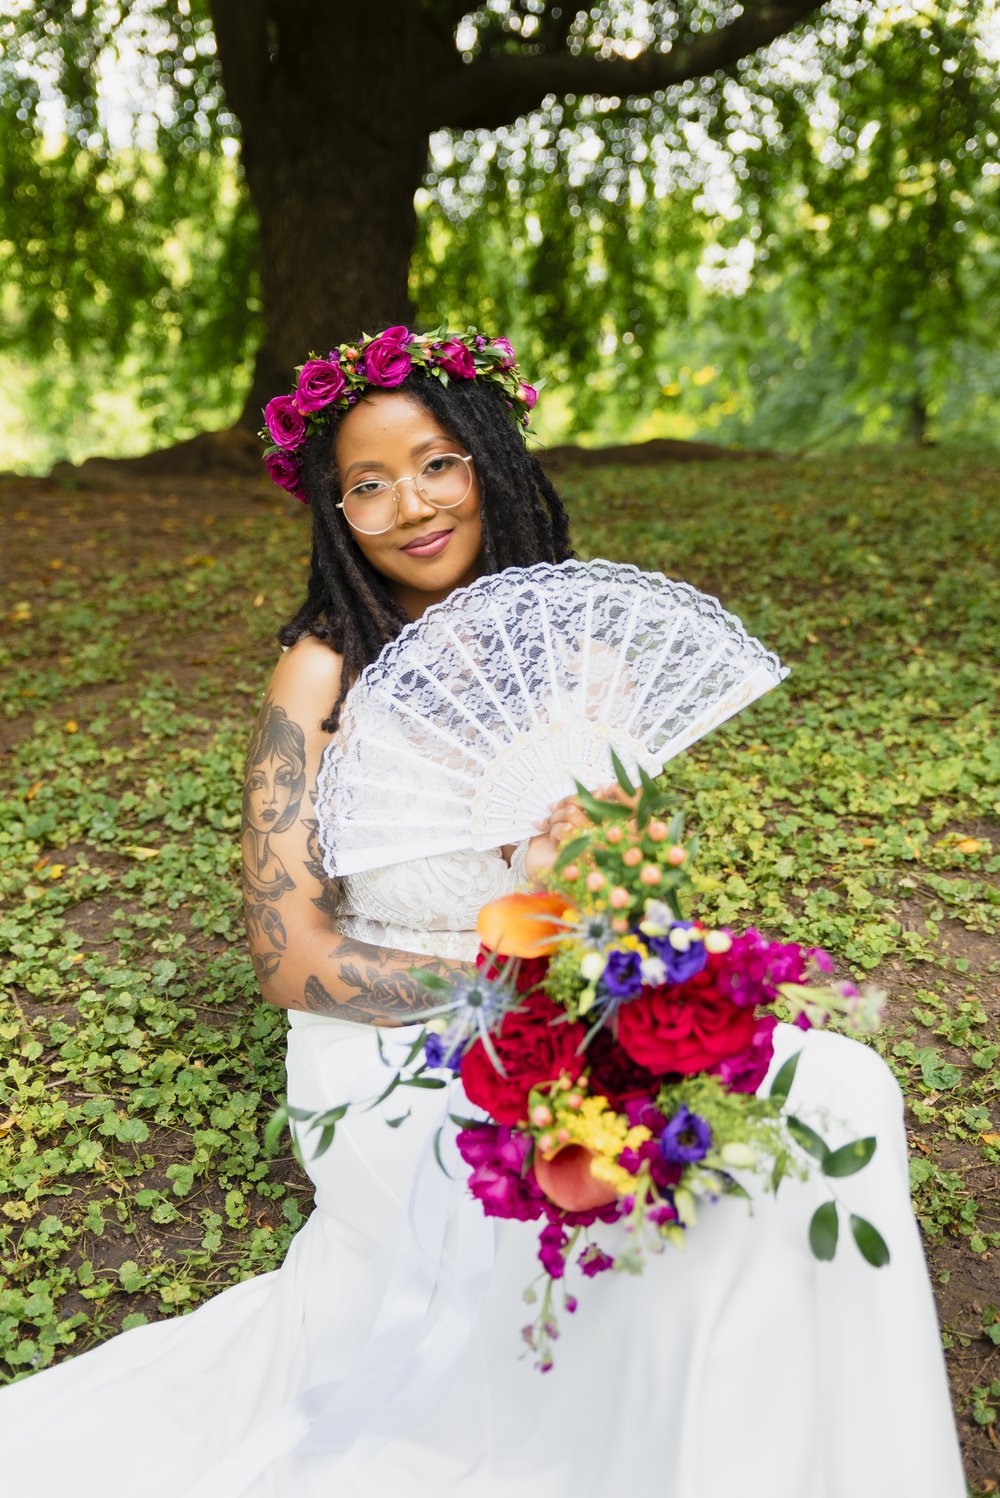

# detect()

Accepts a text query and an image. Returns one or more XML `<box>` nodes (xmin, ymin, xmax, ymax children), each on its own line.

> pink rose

<box><xmin>295</xmin><ymin>357</ymin><xmax>346</xmax><ymax>413</ymax></box>
<box><xmin>263</xmin><ymin>450</ymin><xmax>306</xmax><ymax>502</ymax></box>
<box><xmin>437</xmin><ymin>338</ymin><xmax>476</xmax><ymax>379</ymax></box>
<box><xmin>519</xmin><ymin>382</ymin><xmax>538</xmax><ymax>410</ymax></box>
<box><xmin>264</xmin><ymin>394</ymin><xmax>307</xmax><ymax>449</ymax></box>
<box><xmin>491</xmin><ymin>336</ymin><xmax>517</xmax><ymax>369</ymax></box>
<box><xmin>362</xmin><ymin>325</ymin><xmax>413</xmax><ymax>388</ymax></box>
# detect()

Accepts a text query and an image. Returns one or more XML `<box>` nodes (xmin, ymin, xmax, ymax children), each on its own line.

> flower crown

<box><xmin>259</xmin><ymin>325</ymin><xmax>538</xmax><ymax>504</ymax></box>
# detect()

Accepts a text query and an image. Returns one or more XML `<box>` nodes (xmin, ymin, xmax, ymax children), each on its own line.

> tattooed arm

<box><xmin>241</xmin><ymin>637</ymin><xmax>464</xmax><ymax>1026</ymax></box>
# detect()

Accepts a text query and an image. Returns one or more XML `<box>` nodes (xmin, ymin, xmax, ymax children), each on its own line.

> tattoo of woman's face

<box><xmin>246</xmin><ymin>749</ymin><xmax>298</xmax><ymax>833</ymax></box>
<box><xmin>242</xmin><ymin>699</ymin><xmax>307</xmax><ymax>838</ymax></box>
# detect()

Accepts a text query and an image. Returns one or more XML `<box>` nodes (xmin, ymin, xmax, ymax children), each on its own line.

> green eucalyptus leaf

<box><xmin>809</xmin><ymin>1200</ymin><xmax>839</xmax><ymax>1260</ymax></box>
<box><xmin>822</xmin><ymin>1136</ymin><xmax>877</xmax><ymax>1178</ymax></box>
<box><xmin>769</xmin><ymin>1050</ymin><xmax>802</xmax><ymax>1104</ymax></box>
<box><xmin>850</xmin><ymin>1214</ymin><xmax>890</xmax><ymax>1267</ymax></box>
<box><xmin>787</xmin><ymin>1116</ymin><xmax>830</xmax><ymax>1163</ymax></box>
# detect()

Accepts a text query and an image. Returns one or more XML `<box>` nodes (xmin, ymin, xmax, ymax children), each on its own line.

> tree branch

<box><xmin>426</xmin><ymin>0</ymin><xmax>826</xmax><ymax>131</ymax></box>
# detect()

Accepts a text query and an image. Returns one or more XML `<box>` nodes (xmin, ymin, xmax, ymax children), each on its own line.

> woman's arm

<box><xmin>241</xmin><ymin>638</ymin><xmax>462</xmax><ymax>1026</ymax></box>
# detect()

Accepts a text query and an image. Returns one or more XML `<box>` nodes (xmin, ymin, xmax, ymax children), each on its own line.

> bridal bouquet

<box><xmin>284</xmin><ymin>760</ymin><xmax>889</xmax><ymax>1371</ymax></box>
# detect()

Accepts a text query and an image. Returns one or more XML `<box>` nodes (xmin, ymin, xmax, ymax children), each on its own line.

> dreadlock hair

<box><xmin>278</xmin><ymin>364</ymin><xmax>575</xmax><ymax>733</ymax></box>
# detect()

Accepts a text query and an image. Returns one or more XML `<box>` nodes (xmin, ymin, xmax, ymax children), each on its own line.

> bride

<box><xmin>0</xmin><ymin>328</ymin><xmax>966</xmax><ymax>1497</ymax></box>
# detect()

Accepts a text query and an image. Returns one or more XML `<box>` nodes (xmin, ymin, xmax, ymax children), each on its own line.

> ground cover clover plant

<box><xmin>0</xmin><ymin>450</ymin><xmax>996</xmax><ymax>1491</ymax></box>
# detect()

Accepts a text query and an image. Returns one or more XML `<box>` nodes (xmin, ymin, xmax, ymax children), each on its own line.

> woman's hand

<box><xmin>522</xmin><ymin>783</ymin><xmax>620</xmax><ymax>882</ymax></box>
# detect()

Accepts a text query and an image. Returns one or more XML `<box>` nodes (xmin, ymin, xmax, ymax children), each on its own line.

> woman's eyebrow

<box><xmin>342</xmin><ymin>436</ymin><xmax>457</xmax><ymax>480</ymax></box>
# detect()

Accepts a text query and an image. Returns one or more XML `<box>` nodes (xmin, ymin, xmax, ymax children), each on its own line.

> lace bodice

<box><xmin>336</xmin><ymin>844</ymin><xmax>529</xmax><ymax>961</ymax></box>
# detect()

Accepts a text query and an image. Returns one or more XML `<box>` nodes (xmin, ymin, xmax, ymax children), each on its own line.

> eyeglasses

<box><xmin>337</xmin><ymin>452</ymin><xmax>475</xmax><ymax>536</ymax></box>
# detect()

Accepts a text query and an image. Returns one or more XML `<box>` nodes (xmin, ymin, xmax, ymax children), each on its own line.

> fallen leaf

<box><xmin>24</xmin><ymin>781</ymin><xmax>44</xmax><ymax>801</ymax></box>
<box><xmin>125</xmin><ymin>846</ymin><xmax>161</xmax><ymax>860</ymax></box>
<box><xmin>64</xmin><ymin>720</ymin><xmax>78</xmax><ymax>733</ymax></box>
<box><xmin>955</xmin><ymin>838</ymin><xmax>981</xmax><ymax>854</ymax></box>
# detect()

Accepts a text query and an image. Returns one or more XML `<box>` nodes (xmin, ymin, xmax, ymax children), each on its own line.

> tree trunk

<box><xmin>211</xmin><ymin>0</ymin><xmax>441</xmax><ymax>428</ymax></box>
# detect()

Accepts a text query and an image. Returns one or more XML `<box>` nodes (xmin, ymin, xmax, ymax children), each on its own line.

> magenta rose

<box><xmin>362</xmin><ymin>325</ymin><xmax>413</xmax><ymax>387</ymax></box>
<box><xmin>616</xmin><ymin>975</ymin><xmax>758</xmax><ymax>1076</ymax></box>
<box><xmin>437</xmin><ymin>338</ymin><xmax>476</xmax><ymax>379</ymax></box>
<box><xmin>263</xmin><ymin>449</ymin><xmax>304</xmax><ymax>496</ymax></box>
<box><xmin>460</xmin><ymin>993</ymin><xmax>586</xmax><ymax>1126</ymax></box>
<box><xmin>264</xmin><ymin>394</ymin><xmax>307</xmax><ymax>449</ymax></box>
<box><xmin>295</xmin><ymin>357</ymin><xmax>346</xmax><ymax>413</ymax></box>
<box><xmin>491</xmin><ymin>336</ymin><xmax>517</xmax><ymax>369</ymax></box>
<box><xmin>709</xmin><ymin>1013</ymin><xmax>779</xmax><ymax>1094</ymax></box>
<box><xmin>519</xmin><ymin>382</ymin><xmax>538</xmax><ymax>410</ymax></box>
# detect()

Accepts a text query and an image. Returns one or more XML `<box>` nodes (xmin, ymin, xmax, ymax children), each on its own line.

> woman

<box><xmin>0</xmin><ymin>327</ymin><xmax>965</xmax><ymax>1497</ymax></box>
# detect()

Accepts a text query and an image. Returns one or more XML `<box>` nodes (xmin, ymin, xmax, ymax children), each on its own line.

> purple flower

<box><xmin>647</xmin><ymin>924</ymin><xmax>709</xmax><ymax>985</ymax></box>
<box><xmin>423</xmin><ymin>1033</ymin><xmax>463</xmax><ymax>1073</ymax></box>
<box><xmin>263</xmin><ymin>394</ymin><xmax>307</xmax><ymax>450</ymax></box>
<box><xmin>436</xmin><ymin>338</ymin><xmax>476</xmax><ymax>379</ymax></box>
<box><xmin>648</xmin><ymin>1200</ymin><xmax>679</xmax><ymax>1227</ymax></box>
<box><xmin>578</xmin><ymin>1245</ymin><xmax>615</xmax><ymax>1278</ymax></box>
<box><xmin>519</xmin><ymin>382</ymin><xmax>538</xmax><ymax>410</ymax></box>
<box><xmin>263</xmin><ymin>449</ymin><xmax>304</xmax><ymax>498</ymax></box>
<box><xmin>659</xmin><ymin>1105</ymin><xmax>712</xmax><ymax>1164</ymax></box>
<box><xmin>363</xmin><ymin>325</ymin><xmax>413</xmax><ymax>388</ymax></box>
<box><xmin>709</xmin><ymin>1014</ymin><xmax>778</xmax><ymax>1093</ymax></box>
<box><xmin>601</xmin><ymin>948</ymin><xmax>643</xmax><ymax>1000</ymax></box>
<box><xmin>295</xmin><ymin>357</ymin><xmax>346</xmax><ymax>413</ymax></box>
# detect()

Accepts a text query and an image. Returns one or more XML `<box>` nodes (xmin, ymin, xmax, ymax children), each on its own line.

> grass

<box><xmin>0</xmin><ymin>446</ymin><xmax>997</xmax><ymax>1492</ymax></box>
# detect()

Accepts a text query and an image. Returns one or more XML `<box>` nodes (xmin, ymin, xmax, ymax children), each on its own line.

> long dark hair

<box><xmin>279</xmin><ymin>365</ymin><xmax>574</xmax><ymax>732</ymax></box>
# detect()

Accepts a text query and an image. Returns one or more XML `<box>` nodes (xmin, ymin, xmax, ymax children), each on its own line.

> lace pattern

<box><xmin>335</xmin><ymin>845</ymin><xmax>526</xmax><ymax>961</ymax></box>
<box><xmin>316</xmin><ymin>560</ymin><xmax>787</xmax><ymax>877</ymax></box>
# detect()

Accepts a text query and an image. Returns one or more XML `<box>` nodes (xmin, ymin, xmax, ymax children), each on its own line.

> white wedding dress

<box><xmin>0</xmin><ymin>848</ymin><xmax>966</xmax><ymax>1497</ymax></box>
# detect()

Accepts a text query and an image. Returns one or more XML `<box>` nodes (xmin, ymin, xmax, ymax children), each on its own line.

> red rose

<box><xmin>460</xmin><ymin>993</ymin><xmax>585</xmax><ymax>1126</ymax></box>
<box><xmin>585</xmin><ymin>1025</ymin><xmax>663</xmax><ymax>1110</ymax></box>
<box><xmin>475</xmin><ymin>948</ymin><xmax>549</xmax><ymax>994</ymax></box>
<box><xmin>616</xmin><ymin>980</ymin><xmax>757</xmax><ymax>1076</ymax></box>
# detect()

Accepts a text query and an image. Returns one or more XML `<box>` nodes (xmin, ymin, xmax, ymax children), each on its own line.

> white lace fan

<box><xmin>316</xmin><ymin>560</ymin><xmax>788</xmax><ymax>876</ymax></box>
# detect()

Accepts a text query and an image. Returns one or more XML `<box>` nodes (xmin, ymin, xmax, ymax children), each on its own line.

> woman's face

<box><xmin>246</xmin><ymin>749</ymin><xmax>296</xmax><ymax>833</ymax></box>
<box><xmin>334</xmin><ymin>392</ymin><xmax>484</xmax><ymax>618</ymax></box>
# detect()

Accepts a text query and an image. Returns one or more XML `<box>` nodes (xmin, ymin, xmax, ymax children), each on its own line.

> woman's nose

<box><xmin>394</xmin><ymin>476</ymin><xmax>437</xmax><ymax>524</ymax></box>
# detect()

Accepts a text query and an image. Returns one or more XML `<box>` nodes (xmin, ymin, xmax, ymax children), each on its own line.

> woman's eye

<box><xmin>353</xmin><ymin>480</ymin><xmax>386</xmax><ymax>497</ymax></box>
<box><xmin>423</xmin><ymin>456</ymin><xmax>454</xmax><ymax>475</ymax></box>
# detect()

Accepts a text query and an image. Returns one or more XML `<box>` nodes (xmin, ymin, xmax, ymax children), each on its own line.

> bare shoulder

<box><xmin>265</xmin><ymin>636</ymin><xmax>343</xmax><ymax>731</ymax></box>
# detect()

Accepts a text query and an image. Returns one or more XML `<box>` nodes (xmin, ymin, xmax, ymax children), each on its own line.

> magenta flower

<box><xmin>456</xmin><ymin>1125</ymin><xmax>546</xmax><ymax>1223</ymax></box>
<box><xmin>538</xmin><ymin>1221</ymin><xmax>569</xmax><ymax>1279</ymax></box>
<box><xmin>578</xmin><ymin>1245</ymin><xmax>615</xmax><ymax>1278</ymax></box>
<box><xmin>363</xmin><ymin>325</ymin><xmax>413</xmax><ymax>387</ymax></box>
<box><xmin>519</xmin><ymin>383</ymin><xmax>538</xmax><ymax>410</ymax></box>
<box><xmin>263</xmin><ymin>449</ymin><xmax>303</xmax><ymax>494</ymax></box>
<box><xmin>295</xmin><ymin>357</ymin><xmax>346</xmax><ymax>413</ymax></box>
<box><xmin>263</xmin><ymin>394</ymin><xmax>307</xmax><ymax>450</ymax></box>
<box><xmin>492</xmin><ymin>336</ymin><xmax>517</xmax><ymax>369</ymax></box>
<box><xmin>709</xmin><ymin>1013</ymin><xmax>778</xmax><ymax>1093</ymax></box>
<box><xmin>437</xmin><ymin>339</ymin><xmax>476</xmax><ymax>379</ymax></box>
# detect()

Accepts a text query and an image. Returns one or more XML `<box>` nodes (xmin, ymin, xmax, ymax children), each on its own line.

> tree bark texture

<box><xmin>210</xmin><ymin>0</ymin><xmax>825</xmax><ymax>427</ymax></box>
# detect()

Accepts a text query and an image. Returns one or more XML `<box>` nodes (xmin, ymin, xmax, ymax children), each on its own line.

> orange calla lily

<box><xmin>533</xmin><ymin>1145</ymin><xmax>619</xmax><ymax>1213</ymax></box>
<box><xmin>476</xmin><ymin>892</ymin><xmax>573</xmax><ymax>958</ymax></box>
